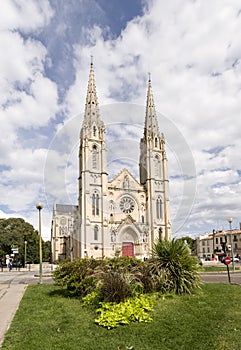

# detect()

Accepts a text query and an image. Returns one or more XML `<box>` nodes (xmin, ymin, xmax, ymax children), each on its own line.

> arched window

<box><xmin>94</xmin><ymin>225</ymin><xmax>99</xmax><ymax>240</ymax></box>
<box><xmin>92</xmin><ymin>191</ymin><xmax>100</xmax><ymax>216</ymax></box>
<box><xmin>93</xmin><ymin>125</ymin><xmax>97</xmax><ymax>137</ymax></box>
<box><xmin>156</xmin><ymin>197</ymin><xmax>162</xmax><ymax>220</ymax></box>
<box><xmin>155</xmin><ymin>137</ymin><xmax>158</xmax><ymax>148</ymax></box>
<box><xmin>92</xmin><ymin>145</ymin><xmax>98</xmax><ymax>169</ymax></box>
<box><xmin>141</xmin><ymin>215</ymin><xmax>144</xmax><ymax>223</ymax></box>
<box><xmin>154</xmin><ymin>154</ymin><xmax>159</xmax><ymax>177</ymax></box>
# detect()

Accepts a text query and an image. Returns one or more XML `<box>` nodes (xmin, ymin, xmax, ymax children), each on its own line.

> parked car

<box><xmin>231</xmin><ymin>257</ymin><xmax>239</xmax><ymax>263</ymax></box>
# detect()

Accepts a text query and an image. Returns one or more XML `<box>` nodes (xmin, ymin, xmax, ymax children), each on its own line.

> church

<box><xmin>51</xmin><ymin>61</ymin><xmax>172</xmax><ymax>262</ymax></box>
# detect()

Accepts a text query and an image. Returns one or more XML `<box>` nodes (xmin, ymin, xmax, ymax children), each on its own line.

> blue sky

<box><xmin>1</xmin><ymin>0</ymin><xmax>241</xmax><ymax>240</ymax></box>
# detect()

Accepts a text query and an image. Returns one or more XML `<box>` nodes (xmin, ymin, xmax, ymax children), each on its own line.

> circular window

<box><xmin>119</xmin><ymin>196</ymin><xmax>135</xmax><ymax>214</ymax></box>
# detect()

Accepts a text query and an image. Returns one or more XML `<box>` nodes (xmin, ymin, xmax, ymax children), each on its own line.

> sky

<box><xmin>1</xmin><ymin>0</ymin><xmax>241</xmax><ymax>240</ymax></box>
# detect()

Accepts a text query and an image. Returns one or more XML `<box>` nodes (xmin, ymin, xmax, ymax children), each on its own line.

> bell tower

<box><xmin>78</xmin><ymin>58</ymin><xmax>108</xmax><ymax>257</ymax></box>
<box><xmin>139</xmin><ymin>75</ymin><xmax>171</xmax><ymax>248</ymax></box>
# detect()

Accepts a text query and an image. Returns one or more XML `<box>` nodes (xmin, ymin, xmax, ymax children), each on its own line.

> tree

<box><xmin>177</xmin><ymin>236</ymin><xmax>196</xmax><ymax>254</ymax></box>
<box><xmin>0</xmin><ymin>218</ymin><xmax>50</xmax><ymax>264</ymax></box>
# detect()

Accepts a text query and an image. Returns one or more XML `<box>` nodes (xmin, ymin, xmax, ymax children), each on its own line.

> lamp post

<box><xmin>36</xmin><ymin>203</ymin><xmax>44</xmax><ymax>284</ymax></box>
<box><xmin>24</xmin><ymin>241</ymin><xmax>27</xmax><ymax>268</ymax></box>
<box><xmin>227</xmin><ymin>217</ymin><xmax>235</xmax><ymax>271</ymax></box>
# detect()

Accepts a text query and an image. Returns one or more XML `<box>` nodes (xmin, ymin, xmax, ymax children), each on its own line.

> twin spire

<box><xmin>84</xmin><ymin>58</ymin><xmax>160</xmax><ymax>136</ymax></box>
<box><xmin>84</xmin><ymin>56</ymin><xmax>100</xmax><ymax>125</ymax></box>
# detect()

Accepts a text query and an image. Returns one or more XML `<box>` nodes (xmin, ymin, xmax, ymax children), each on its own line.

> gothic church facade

<box><xmin>51</xmin><ymin>61</ymin><xmax>171</xmax><ymax>262</ymax></box>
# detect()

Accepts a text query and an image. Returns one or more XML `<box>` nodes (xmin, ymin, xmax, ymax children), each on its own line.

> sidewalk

<box><xmin>0</xmin><ymin>284</ymin><xmax>26</xmax><ymax>348</ymax></box>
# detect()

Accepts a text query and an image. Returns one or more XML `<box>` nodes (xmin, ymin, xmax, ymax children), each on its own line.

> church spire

<box><xmin>84</xmin><ymin>57</ymin><xmax>101</xmax><ymax>125</ymax></box>
<box><xmin>144</xmin><ymin>74</ymin><xmax>160</xmax><ymax>136</ymax></box>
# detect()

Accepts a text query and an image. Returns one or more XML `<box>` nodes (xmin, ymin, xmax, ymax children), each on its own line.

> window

<box><xmin>93</xmin><ymin>126</ymin><xmax>97</xmax><ymax>137</ymax></box>
<box><xmin>119</xmin><ymin>196</ymin><xmax>135</xmax><ymax>214</ymax></box>
<box><xmin>215</xmin><ymin>237</ymin><xmax>218</xmax><ymax>244</ymax></box>
<box><xmin>154</xmin><ymin>155</ymin><xmax>159</xmax><ymax>177</ymax></box>
<box><xmin>156</xmin><ymin>198</ymin><xmax>162</xmax><ymax>220</ymax></box>
<box><xmin>94</xmin><ymin>225</ymin><xmax>99</xmax><ymax>240</ymax></box>
<box><xmin>92</xmin><ymin>191</ymin><xmax>100</xmax><ymax>216</ymax></box>
<box><xmin>141</xmin><ymin>215</ymin><xmax>144</xmax><ymax>223</ymax></box>
<box><xmin>155</xmin><ymin>137</ymin><xmax>158</xmax><ymax>148</ymax></box>
<box><xmin>158</xmin><ymin>227</ymin><xmax>162</xmax><ymax>240</ymax></box>
<box><xmin>92</xmin><ymin>145</ymin><xmax>98</xmax><ymax>169</ymax></box>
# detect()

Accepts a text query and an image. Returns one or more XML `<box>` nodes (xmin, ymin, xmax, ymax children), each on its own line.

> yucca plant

<box><xmin>151</xmin><ymin>238</ymin><xmax>201</xmax><ymax>294</ymax></box>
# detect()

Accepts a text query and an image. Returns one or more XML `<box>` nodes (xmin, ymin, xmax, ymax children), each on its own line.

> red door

<box><xmin>122</xmin><ymin>242</ymin><xmax>134</xmax><ymax>257</ymax></box>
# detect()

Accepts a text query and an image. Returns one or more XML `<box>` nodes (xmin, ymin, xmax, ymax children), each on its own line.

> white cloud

<box><xmin>1</xmin><ymin>0</ymin><xmax>241</xmax><ymax>239</ymax></box>
<box><xmin>0</xmin><ymin>0</ymin><xmax>53</xmax><ymax>32</ymax></box>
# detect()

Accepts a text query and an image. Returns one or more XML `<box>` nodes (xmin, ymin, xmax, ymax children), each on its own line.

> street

<box><xmin>0</xmin><ymin>265</ymin><xmax>54</xmax><ymax>285</ymax></box>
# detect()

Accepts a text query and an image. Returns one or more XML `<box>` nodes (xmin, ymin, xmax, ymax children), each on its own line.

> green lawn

<box><xmin>2</xmin><ymin>283</ymin><xmax>241</xmax><ymax>350</ymax></box>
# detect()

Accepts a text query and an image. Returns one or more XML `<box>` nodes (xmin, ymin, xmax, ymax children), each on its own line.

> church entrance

<box><xmin>122</xmin><ymin>242</ymin><xmax>134</xmax><ymax>257</ymax></box>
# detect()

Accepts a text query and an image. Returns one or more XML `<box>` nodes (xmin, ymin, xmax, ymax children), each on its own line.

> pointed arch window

<box><xmin>156</xmin><ymin>197</ymin><xmax>163</xmax><ymax>220</ymax></box>
<box><xmin>155</xmin><ymin>137</ymin><xmax>158</xmax><ymax>148</ymax></box>
<box><xmin>94</xmin><ymin>225</ymin><xmax>99</xmax><ymax>240</ymax></box>
<box><xmin>92</xmin><ymin>145</ymin><xmax>99</xmax><ymax>169</ymax></box>
<box><xmin>93</xmin><ymin>125</ymin><xmax>97</xmax><ymax>137</ymax></box>
<box><xmin>92</xmin><ymin>191</ymin><xmax>100</xmax><ymax>216</ymax></box>
<box><xmin>154</xmin><ymin>154</ymin><xmax>160</xmax><ymax>177</ymax></box>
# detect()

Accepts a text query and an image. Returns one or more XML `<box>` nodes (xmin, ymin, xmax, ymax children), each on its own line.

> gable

<box><xmin>108</xmin><ymin>168</ymin><xmax>144</xmax><ymax>192</ymax></box>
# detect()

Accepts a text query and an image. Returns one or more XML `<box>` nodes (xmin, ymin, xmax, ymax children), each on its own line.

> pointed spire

<box><xmin>144</xmin><ymin>73</ymin><xmax>160</xmax><ymax>136</ymax></box>
<box><xmin>84</xmin><ymin>56</ymin><xmax>101</xmax><ymax>125</ymax></box>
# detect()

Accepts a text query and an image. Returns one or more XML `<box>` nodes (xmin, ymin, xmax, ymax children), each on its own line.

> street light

<box><xmin>24</xmin><ymin>241</ymin><xmax>27</xmax><ymax>268</ymax></box>
<box><xmin>36</xmin><ymin>202</ymin><xmax>44</xmax><ymax>284</ymax></box>
<box><xmin>227</xmin><ymin>217</ymin><xmax>235</xmax><ymax>271</ymax></box>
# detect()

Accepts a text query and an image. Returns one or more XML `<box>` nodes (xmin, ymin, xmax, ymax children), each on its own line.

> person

<box><xmin>9</xmin><ymin>259</ymin><xmax>13</xmax><ymax>271</ymax></box>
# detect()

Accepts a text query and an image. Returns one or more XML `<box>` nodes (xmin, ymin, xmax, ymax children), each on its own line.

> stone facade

<box><xmin>196</xmin><ymin>228</ymin><xmax>241</xmax><ymax>260</ymax></box>
<box><xmin>51</xmin><ymin>61</ymin><xmax>172</xmax><ymax>262</ymax></box>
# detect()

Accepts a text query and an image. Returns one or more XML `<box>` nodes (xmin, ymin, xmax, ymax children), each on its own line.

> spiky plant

<box><xmin>152</xmin><ymin>238</ymin><xmax>201</xmax><ymax>294</ymax></box>
<box><xmin>99</xmin><ymin>271</ymin><xmax>132</xmax><ymax>303</ymax></box>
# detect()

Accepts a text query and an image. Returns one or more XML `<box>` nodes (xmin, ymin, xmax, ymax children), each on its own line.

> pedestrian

<box><xmin>9</xmin><ymin>259</ymin><xmax>13</xmax><ymax>271</ymax></box>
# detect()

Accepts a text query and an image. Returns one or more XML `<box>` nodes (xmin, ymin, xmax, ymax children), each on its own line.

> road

<box><xmin>200</xmin><ymin>270</ymin><xmax>241</xmax><ymax>284</ymax></box>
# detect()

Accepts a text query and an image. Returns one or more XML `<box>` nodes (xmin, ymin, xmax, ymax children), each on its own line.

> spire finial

<box><xmin>90</xmin><ymin>55</ymin><xmax>93</xmax><ymax>66</ymax></box>
<box><xmin>148</xmin><ymin>72</ymin><xmax>151</xmax><ymax>82</ymax></box>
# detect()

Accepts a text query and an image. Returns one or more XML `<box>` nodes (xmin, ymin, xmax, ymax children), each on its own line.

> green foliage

<box><xmin>53</xmin><ymin>258</ymin><xmax>104</xmax><ymax>296</ymax></box>
<box><xmin>0</xmin><ymin>217</ymin><xmax>50</xmax><ymax>264</ymax></box>
<box><xmin>152</xmin><ymin>238</ymin><xmax>201</xmax><ymax>294</ymax></box>
<box><xmin>177</xmin><ymin>236</ymin><xmax>196</xmax><ymax>254</ymax></box>
<box><xmin>53</xmin><ymin>257</ymin><xmax>142</xmax><ymax>298</ymax></box>
<box><xmin>95</xmin><ymin>294</ymin><xmax>155</xmax><ymax>329</ymax></box>
<box><xmin>99</xmin><ymin>271</ymin><xmax>132</xmax><ymax>303</ymax></box>
<box><xmin>3</xmin><ymin>284</ymin><xmax>241</xmax><ymax>349</ymax></box>
<box><xmin>82</xmin><ymin>291</ymin><xmax>101</xmax><ymax>307</ymax></box>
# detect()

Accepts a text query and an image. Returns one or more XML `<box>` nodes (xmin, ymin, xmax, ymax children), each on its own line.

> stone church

<box><xmin>51</xmin><ymin>61</ymin><xmax>171</xmax><ymax>262</ymax></box>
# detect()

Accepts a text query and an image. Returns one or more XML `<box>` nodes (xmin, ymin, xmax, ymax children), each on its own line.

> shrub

<box><xmin>99</xmin><ymin>271</ymin><xmax>132</xmax><ymax>303</ymax></box>
<box><xmin>151</xmin><ymin>238</ymin><xmax>201</xmax><ymax>294</ymax></box>
<box><xmin>95</xmin><ymin>294</ymin><xmax>156</xmax><ymax>329</ymax></box>
<box><xmin>53</xmin><ymin>258</ymin><xmax>104</xmax><ymax>297</ymax></box>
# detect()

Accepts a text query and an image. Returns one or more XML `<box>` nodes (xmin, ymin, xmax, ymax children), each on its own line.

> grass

<box><xmin>2</xmin><ymin>283</ymin><xmax>241</xmax><ymax>350</ymax></box>
<box><xmin>200</xmin><ymin>265</ymin><xmax>240</xmax><ymax>272</ymax></box>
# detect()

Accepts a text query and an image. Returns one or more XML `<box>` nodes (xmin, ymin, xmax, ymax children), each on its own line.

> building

<box><xmin>51</xmin><ymin>60</ymin><xmax>172</xmax><ymax>262</ymax></box>
<box><xmin>51</xmin><ymin>204</ymin><xmax>78</xmax><ymax>262</ymax></box>
<box><xmin>196</xmin><ymin>226</ymin><xmax>241</xmax><ymax>260</ymax></box>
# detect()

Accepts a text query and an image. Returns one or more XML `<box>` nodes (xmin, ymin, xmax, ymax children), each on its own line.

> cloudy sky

<box><xmin>1</xmin><ymin>0</ymin><xmax>241</xmax><ymax>240</ymax></box>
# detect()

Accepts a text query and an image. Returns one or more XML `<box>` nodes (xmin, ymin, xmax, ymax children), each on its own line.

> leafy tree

<box><xmin>177</xmin><ymin>236</ymin><xmax>196</xmax><ymax>254</ymax></box>
<box><xmin>0</xmin><ymin>218</ymin><xmax>50</xmax><ymax>264</ymax></box>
